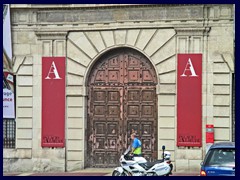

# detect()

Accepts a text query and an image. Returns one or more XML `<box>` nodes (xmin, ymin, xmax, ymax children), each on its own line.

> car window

<box><xmin>205</xmin><ymin>148</ymin><xmax>235</xmax><ymax>167</ymax></box>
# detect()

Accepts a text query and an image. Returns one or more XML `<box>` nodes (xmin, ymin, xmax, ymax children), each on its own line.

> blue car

<box><xmin>200</xmin><ymin>142</ymin><xmax>235</xmax><ymax>176</ymax></box>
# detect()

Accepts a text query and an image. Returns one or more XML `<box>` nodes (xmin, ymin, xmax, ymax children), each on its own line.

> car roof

<box><xmin>210</xmin><ymin>142</ymin><xmax>235</xmax><ymax>149</ymax></box>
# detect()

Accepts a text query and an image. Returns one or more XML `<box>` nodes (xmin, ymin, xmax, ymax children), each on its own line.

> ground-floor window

<box><xmin>3</xmin><ymin>119</ymin><xmax>16</xmax><ymax>148</ymax></box>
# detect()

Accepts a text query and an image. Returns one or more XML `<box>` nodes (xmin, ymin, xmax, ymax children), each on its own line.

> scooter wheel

<box><xmin>112</xmin><ymin>170</ymin><xmax>122</xmax><ymax>176</ymax></box>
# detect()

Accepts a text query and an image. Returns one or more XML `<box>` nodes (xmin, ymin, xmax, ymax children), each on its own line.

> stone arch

<box><xmin>66</xmin><ymin>29</ymin><xmax>176</xmax><ymax>168</ymax></box>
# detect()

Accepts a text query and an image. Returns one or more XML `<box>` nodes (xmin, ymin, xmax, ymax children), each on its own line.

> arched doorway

<box><xmin>87</xmin><ymin>48</ymin><xmax>158</xmax><ymax>167</ymax></box>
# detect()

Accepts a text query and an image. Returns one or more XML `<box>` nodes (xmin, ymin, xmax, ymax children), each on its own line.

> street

<box><xmin>3</xmin><ymin>168</ymin><xmax>199</xmax><ymax>176</ymax></box>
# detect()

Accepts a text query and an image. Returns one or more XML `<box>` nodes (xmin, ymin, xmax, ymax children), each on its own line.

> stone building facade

<box><xmin>3</xmin><ymin>4</ymin><xmax>234</xmax><ymax>173</ymax></box>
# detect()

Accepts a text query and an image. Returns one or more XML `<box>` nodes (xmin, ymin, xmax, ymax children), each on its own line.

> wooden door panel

<box><xmin>142</xmin><ymin>105</ymin><xmax>154</xmax><ymax>117</ymax></box>
<box><xmin>94</xmin><ymin>121</ymin><xmax>106</xmax><ymax>135</ymax></box>
<box><xmin>142</xmin><ymin>90</ymin><xmax>155</xmax><ymax>101</ymax></box>
<box><xmin>106</xmin><ymin>152</ymin><xmax>119</xmax><ymax>166</ymax></box>
<box><xmin>87</xmin><ymin>48</ymin><xmax>157</xmax><ymax>167</ymax></box>
<box><xmin>93</xmin><ymin>91</ymin><xmax>106</xmax><ymax>102</ymax></box>
<box><xmin>94</xmin><ymin>152</ymin><xmax>105</xmax><ymax>166</ymax></box>
<box><xmin>125</xmin><ymin>86</ymin><xmax>157</xmax><ymax>162</ymax></box>
<box><xmin>88</xmin><ymin>87</ymin><xmax>123</xmax><ymax>167</ymax></box>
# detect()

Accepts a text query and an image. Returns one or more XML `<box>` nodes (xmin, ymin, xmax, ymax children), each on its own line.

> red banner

<box><xmin>42</xmin><ymin>57</ymin><xmax>65</xmax><ymax>147</ymax></box>
<box><xmin>177</xmin><ymin>54</ymin><xmax>202</xmax><ymax>147</ymax></box>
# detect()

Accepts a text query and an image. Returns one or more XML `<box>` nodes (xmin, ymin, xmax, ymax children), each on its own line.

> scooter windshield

<box><xmin>124</xmin><ymin>146</ymin><xmax>131</xmax><ymax>155</ymax></box>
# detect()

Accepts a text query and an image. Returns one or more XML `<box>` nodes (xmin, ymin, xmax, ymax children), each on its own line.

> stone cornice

<box><xmin>10</xmin><ymin>4</ymin><xmax>203</xmax><ymax>9</ymax></box>
<box><xmin>35</xmin><ymin>31</ymin><xmax>68</xmax><ymax>40</ymax></box>
<box><xmin>11</xmin><ymin>5</ymin><xmax>233</xmax><ymax>26</ymax></box>
<box><xmin>175</xmin><ymin>27</ymin><xmax>211</xmax><ymax>36</ymax></box>
<box><xmin>12</xmin><ymin>5</ymin><xmax>205</xmax><ymax>25</ymax></box>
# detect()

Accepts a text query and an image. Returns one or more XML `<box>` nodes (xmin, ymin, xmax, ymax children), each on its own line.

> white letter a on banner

<box><xmin>45</xmin><ymin>61</ymin><xmax>62</xmax><ymax>79</ymax></box>
<box><xmin>181</xmin><ymin>58</ymin><xmax>198</xmax><ymax>77</ymax></box>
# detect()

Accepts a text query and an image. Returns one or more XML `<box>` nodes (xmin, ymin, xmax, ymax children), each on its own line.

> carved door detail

<box><xmin>87</xmin><ymin>48</ymin><xmax>157</xmax><ymax>167</ymax></box>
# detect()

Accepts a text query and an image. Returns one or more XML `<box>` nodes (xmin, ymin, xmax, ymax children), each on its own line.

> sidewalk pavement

<box><xmin>3</xmin><ymin>168</ymin><xmax>199</xmax><ymax>176</ymax></box>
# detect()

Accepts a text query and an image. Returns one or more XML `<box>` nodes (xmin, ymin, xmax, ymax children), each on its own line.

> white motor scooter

<box><xmin>112</xmin><ymin>145</ymin><xmax>173</xmax><ymax>176</ymax></box>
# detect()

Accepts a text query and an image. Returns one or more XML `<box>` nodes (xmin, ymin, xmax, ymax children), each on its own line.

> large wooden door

<box><xmin>87</xmin><ymin>48</ymin><xmax>157</xmax><ymax>167</ymax></box>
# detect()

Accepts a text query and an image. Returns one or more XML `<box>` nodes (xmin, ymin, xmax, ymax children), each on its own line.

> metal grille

<box><xmin>3</xmin><ymin>119</ymin><xmax>16</xmax><ymax>148</ymax></box>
